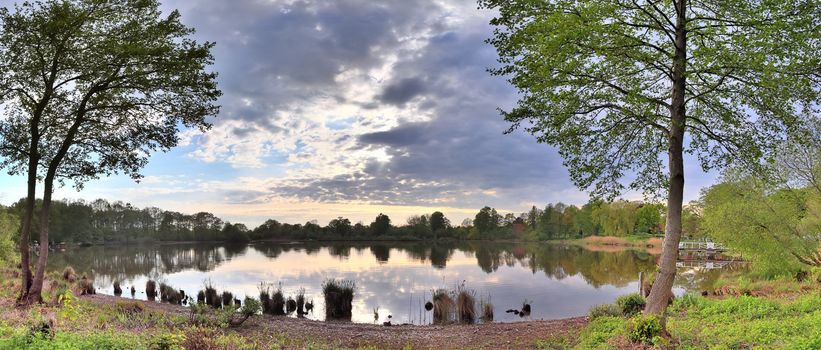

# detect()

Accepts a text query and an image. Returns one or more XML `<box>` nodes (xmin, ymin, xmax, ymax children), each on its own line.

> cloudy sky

<box><xmin>0</xmin><ymin>0</ymin><xmax>717</xmax><ymax>226</ymax></box>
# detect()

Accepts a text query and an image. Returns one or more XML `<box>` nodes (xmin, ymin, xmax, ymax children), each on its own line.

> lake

<box><xmin>47</xmin><ymin>241</ymin><xmax>723</xmax><ymax>324</ymax></box>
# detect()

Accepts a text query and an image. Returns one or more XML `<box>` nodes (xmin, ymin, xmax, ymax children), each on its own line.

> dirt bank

<box><xmin>81</xmin><ymin>294</ymin><xmax>587</xmax><ymax>349</ymax></box>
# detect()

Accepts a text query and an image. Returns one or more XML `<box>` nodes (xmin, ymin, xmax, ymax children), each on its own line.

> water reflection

<box><xmin>48</xmin><ymin>241</ymin><xmax>719</xmax><ymax>324</ymax></box>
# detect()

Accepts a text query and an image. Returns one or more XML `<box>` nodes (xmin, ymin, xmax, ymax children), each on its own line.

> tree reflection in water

<box><xmin>48</xmin><ymin>241</ymin><xmax>728</xmax><ymax>323</ymax></box>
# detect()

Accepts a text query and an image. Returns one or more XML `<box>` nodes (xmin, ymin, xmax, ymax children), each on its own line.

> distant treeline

<box><xmin>6</xmin><ymin>198</ymin><xmax>702</xmax><ymax>244</ymax></box>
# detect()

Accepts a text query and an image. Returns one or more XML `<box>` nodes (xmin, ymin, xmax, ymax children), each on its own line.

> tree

<box><xmin>526</xmin><ymin>206</ymin><xmax>539</xmax><ymax>230</ymax></box>
<box><xmin>473</xmin><ymin>206</ymin><xmax>502</xmax><ymax>237</ymax></box>
<box><xmin>222</xmin><ymin>222</ymin><xmax>250</xmax><ymax>244</ymax></box>
<box><xmin>328</xmin><ymin>217</ymin><xmax>352</xmax><ymax>237</ymax></box>
<box><xmin>0</xmin><ymin>0</ymin><xmax>220</xmax><ymax>304</ymax></box>
<box><xmin>480</xmin><ymin>0</ymin><xmax>819</xmax><ymax>314</ymax></box>
<box><xmin>635</xmin><ymin>203</ymin><xmax>665</xmax><ymax>234</ymax></box>
<box><xmin>429</xmin><ymin>211</ymin><xmax>449</xmax><ymax>233</ymax></box>
<box><xmin>703</xmin><ymin>129</ymin><xmax>821</xmax><ymax>274</ymax></box>
<box><xmin>370</xmin><ymin>213</ymin><xmax>391</xmax><ymax>236</ymax></box>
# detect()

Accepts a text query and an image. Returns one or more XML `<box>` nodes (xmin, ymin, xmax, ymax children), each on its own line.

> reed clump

<box><xmin>296</xmin><ymin>288</ymin><xmax>306</xmax><ymax>314</ymax></box>
<box><xmin>222</xmin><ymin>291</ymin><xmax>234</xmax><ymax>308</ymax></box>
<box><xmin>456</xmin><ymin>289</ymin><xmax>476</xmax><ymax>324</ymax></box>
<box><xmin>145</xmin><ymin>280</ymin><xmax>157</xmax><ymax>301</ymax></box>
<box><xmin>62</xmin><ymin>267</ymin><xmax>76</xmax><ymax>283</ymax></box>
<box><xmin>159</xmin><ymin>283</ymin><xmax>182</xmax><ymax>304</ymax></box>
<box><xmin>480</xmin><ymin>298</ymin><xmax>494</xmax><ymax>323</ymax></box>
<box><xmin>322</xmin><ymin>279</ymin><xmax>355</xmax><ymax>320</ymax></box>
<box><xmin>259</xmin><ymin>283</ymin><xmax>285</xmax><ymax>315</ymax></box>
<box><xmin>204</xmin><ymin>281</ymin><xmax>220</xmax><ymax>308</ymax></box>
<box><xmin>286</xmin><ymin>296</ymin><xmax>296</xmax><ymax>314</ymax></box>
<box><xmin>113</xmin><ymin>281</ymin><xmax>122</xmax><ymax>296</ymax></box>
<box><xmin>432</xmin><ymin>289</ymin><xmax>454</xmax><ymax>325</ymax></box>
<box><xmin>78</xmin><ymin>275</ymin><xmax>95</xmax><ymax>295</ymax></box>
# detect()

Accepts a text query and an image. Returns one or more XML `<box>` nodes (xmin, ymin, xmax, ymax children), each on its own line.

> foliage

<box><xmin>702</xmin><ymin>177</ymin><xmax>821</xmax><ymax>274</ymax></box>
<box><xmin>239</xmin><ymin>297</ymin><xmax>261</xmax><ymax>317</ymax></box>
<box><xmin>57</xmin><ymin>290</ymin><xmax>80</xmax><ymax>322</ymax></box>
<box><xmin>370</xmin><ymin>213</ymin><xmax>391</xmax><ymax>236</ymax></box>
<box><xmin>627</xmin><ymin>314</ymin><xmax>662</xmax><ymax>344</ymax></box>
<box><xmin>150</xmin><ymin>332</ymin><xmax>185</xmax><ymax>350</ymax></box>
<box><xmin>480</xmin><ymin>0</ymin><xmax>820</xmax><ymax>315</ymax></box>
<box><xmin>588</xmin><ymin>304</ymin><xmax>621</xmax><ymax>320</ymax></box>
<box><xmin>575</xmin><ymin>316</ymin><xmax>626</xmax><ymax>350</ymax></box>
<box><xmin>615</xmin><ymin>293</ymin><xmax>646</xmax><ymax>317</ymax></box>
<box><xmin>0</xmin><ymin>209</ymin><xmax>18</xmax><ymax>265</ymax></box>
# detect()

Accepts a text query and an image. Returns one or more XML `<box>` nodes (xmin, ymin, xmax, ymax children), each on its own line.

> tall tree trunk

<box><xmin>26</xmin><ymin>177</ymin><xmax>54</xmax><ymax>305</ymax></box>
<box><xmin>17</xmin><ymin>157</ymin><xmax>38</xmax><ymax>303</ymax></box>
<box><xmin>645</xmin><ymin>0</ymin><xmax>687</xmax><ymax>315</ymax></box>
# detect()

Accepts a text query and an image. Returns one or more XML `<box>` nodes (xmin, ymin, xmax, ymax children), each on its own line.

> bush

<box><xmin>628</xmin><ymin>314</ymin><xmax>662</xmax><ymax>344</ymax></box>
<box><xmin>588</xmin><ymin>304</ymin><xmax>621</xmax><ymax>320</ymax></box>
<box><xmin>150</xmin><ymin>332</ymin><xmax>185</xmax><ymax>350</ymax></box>
<box><xmin>615</xmin><ymin>293</ymin><xmax>645</xmax><ymax>317</ymax></box>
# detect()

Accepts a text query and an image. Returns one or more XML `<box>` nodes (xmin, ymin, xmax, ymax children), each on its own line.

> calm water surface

<box><xmin>48</xmin><ymin>241</ymin><xmax>722</xmax><ymax>324</ymax></box>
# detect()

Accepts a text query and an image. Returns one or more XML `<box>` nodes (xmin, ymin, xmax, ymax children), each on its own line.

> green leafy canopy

<box><xmin>479</xmin><ymin>0</ymin><xmax>820</xmax><ymax>199</ymax></box>
<box><xmin>0</xmin><ymin>0</ymin><xmax>222</xmax><ymax>188</ymax></box>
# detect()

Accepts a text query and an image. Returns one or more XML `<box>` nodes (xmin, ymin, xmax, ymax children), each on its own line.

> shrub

<box><xmin>615</xmin><ymin>293</ymin><xmax>645</xmax><ymax>317</ymax></box>
<box><xmin>196</xmin><ymin>290</ymin><xmax>205</xmax><ymax>304</ymax></box>
<box><xmin>588</xmin><ymin>304</ymin><xmax>621</xmax><ymax>320</ymax></box>
<box><xmin>228</xmin><ymin>296</ymin><xmax>262</xmax><ymax>327</ymax></box>
<box><xmin>151</xmin><ymin>332</ymin><xmax>185</xmax><ymax>350</ymax></box>
<box><xmin>628</xmin><ymin>314</ymin><xmax>662</xmax><ymax>344</ymax></box>
<box><xmin>322</xmin><ymin>279</ymin><xmax>355</xmax><ymax>320</ymax></box>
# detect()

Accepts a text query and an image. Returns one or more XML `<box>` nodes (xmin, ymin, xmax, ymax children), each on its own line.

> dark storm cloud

<box><xmin>378</xmin><ymin>78</ymin><xmax>428</xmax><ymax>106</ymax></box>
<box><xmin>358</xmin><ymin>123</ymin><xmax>427</xmax><ymax>147</ymax></box>
<box><xmin>168</xmin><ymin>0</ymin><xmax>447</xmax><ymax>129</ymax></box>
<box><xmin>268</xmin><ymin>16</ymin><xmax>577</xmax><ymax>208</ymax></box>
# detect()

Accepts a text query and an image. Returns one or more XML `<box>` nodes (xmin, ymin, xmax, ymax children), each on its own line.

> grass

<box><xmin>538</xmin><ymin>284</ymin><xmax>821</xmax><ymax>349</ymax></box>
<box><xmin>0</xmin><ymin>268</ymin><xmax>388</xmax><ymax>350</ymax></box>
